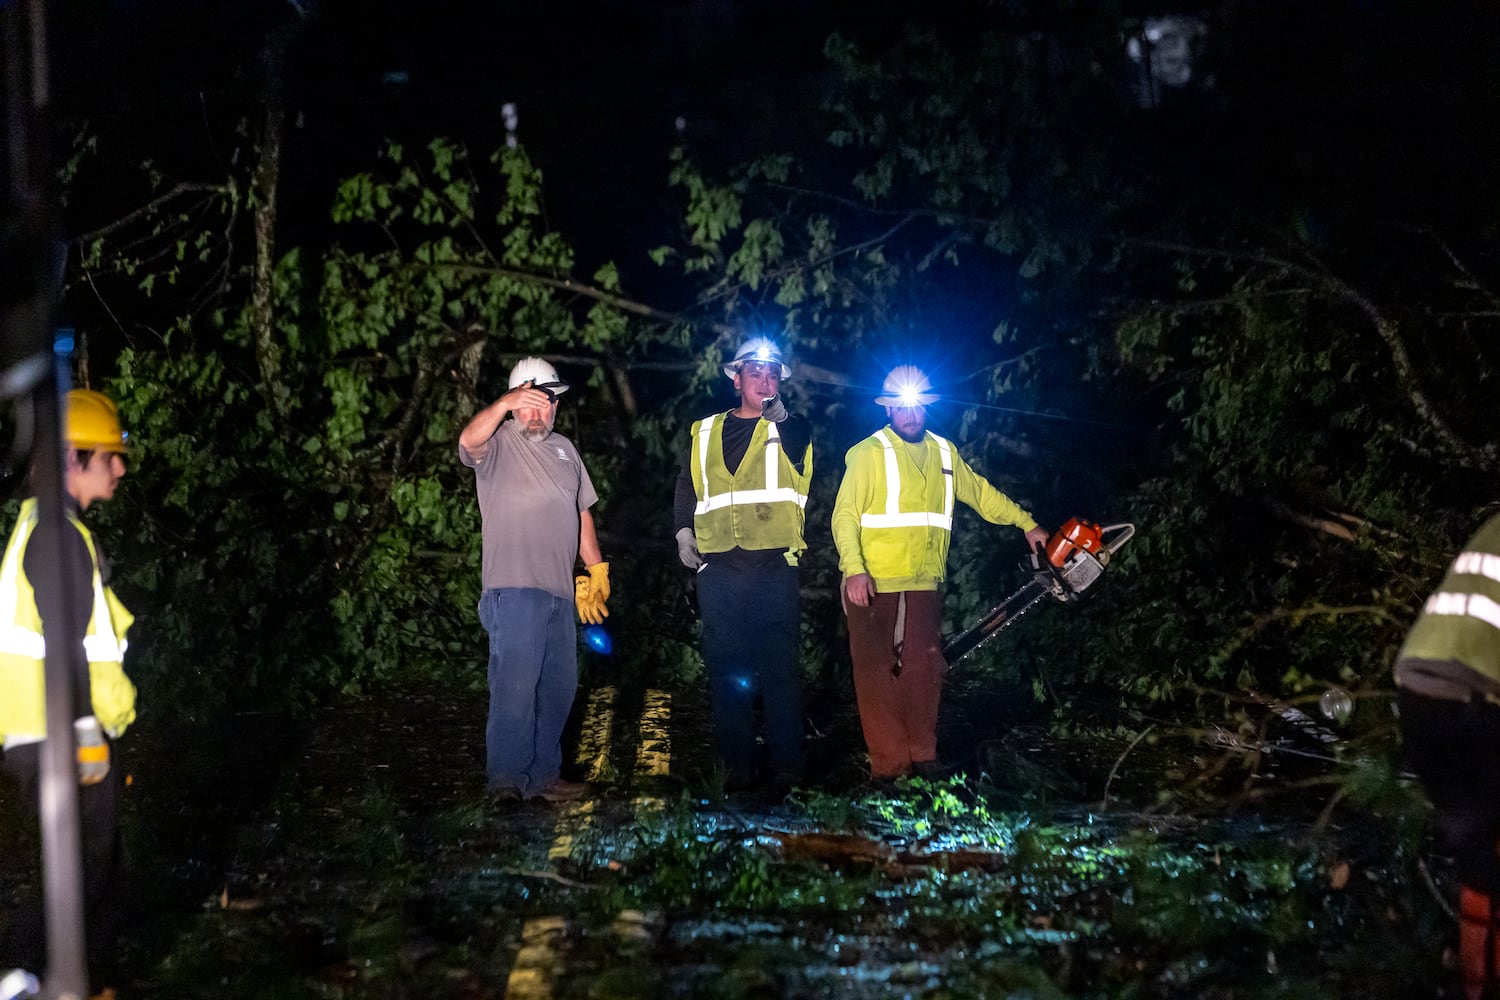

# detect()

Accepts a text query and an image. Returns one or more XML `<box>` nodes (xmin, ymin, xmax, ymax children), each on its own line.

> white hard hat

<box><xmin>874</xmin><ymin>365</ymin><xmax>938</xmax><ymax>406</ymax></box>
<box><xmin>507</xmin><ymin>357</ymin><xmax>570</xmax><ymax>395</ymax></box>
<box><xmin>722</xmin><ymin>337</ymin><xmax>791</xmax><ymax>380</ymax></box>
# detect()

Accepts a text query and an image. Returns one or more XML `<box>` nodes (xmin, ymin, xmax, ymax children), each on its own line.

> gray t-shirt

<box><xmin>459</xmin><ymin>419</ymin><xmax>598</xmax><ymax>600</ymax></box>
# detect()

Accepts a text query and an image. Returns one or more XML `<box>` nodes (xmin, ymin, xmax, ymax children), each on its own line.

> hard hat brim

<box><xmin>724</xmin><ymin>362</ymin><xmax>792</xmax><ymax>380</ymax></box>
<box><xmin>874</xmin><ymin>392</ymin><xmax>938</xmax><ymax>406</ymax></box>
<box><xmin>512</xmin><ymin>379</ymin><xmax>569</xmax><ymax>395</ymax></box>
<box><xmin>74</xmin><ymin>440</ymin><xmax>130</xmax><ymax>453</ymax></box>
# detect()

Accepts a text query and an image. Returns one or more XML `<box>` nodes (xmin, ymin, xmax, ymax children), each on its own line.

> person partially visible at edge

<box><xmin>458</xmin><ymin>357</ymin><xmax>609</xmax><ymax>805</ymax></box>
<box><xmin>0</xmin><ymin>389</ymin><xmax>136</xmax><ymax>985</ymax></box>
<box><xmin>1393</xmin><ymin>513</ymin><xmax>1500</xmax><ymax>1000</ymax></box>
<box><xmin>830</xmin><ymin>366</ymin><xmax>1049</xmax><ymax>783</ymax></box>
<box><xmin>673</xmin><ymin>337</ymin><xmax>812</xmax><ymax>792</ymax></box>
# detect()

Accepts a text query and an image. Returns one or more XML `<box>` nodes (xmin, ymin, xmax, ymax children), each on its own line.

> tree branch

<box><xmin>417</xmin><ymin>261</ymin><xmax>730</xmax><ymax>334</ymax></box>
<box><xmin>69</xmin><ymin>182</ymin><xmax>231</xmax><ymax>247</ymax></box>
<box><xmin>1119</xmin><ymin>235</ymin><xmax>1499</xmax><ymax>469</ymax></box>
<box><xmin>1404</xmin><ymin>224</ymin><xmax>1500</xmax><ymax>312</ymax></box>
<box><xmin>692</xmin><ymin>212</ymin><xmax>922</xmax><ymax>311</ymax></box>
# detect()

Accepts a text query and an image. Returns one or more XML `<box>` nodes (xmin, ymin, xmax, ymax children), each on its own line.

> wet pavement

<box><xmin>0</xmin><ymin>678</ymin><xmax>1463</xmax><ymax>998</ymax></box>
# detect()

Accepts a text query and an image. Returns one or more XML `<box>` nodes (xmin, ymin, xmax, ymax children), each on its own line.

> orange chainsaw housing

<box><xmin>1045</xmin><ymin>517</ymin><xmax>1105</xmax><ymax>567</ymax></box>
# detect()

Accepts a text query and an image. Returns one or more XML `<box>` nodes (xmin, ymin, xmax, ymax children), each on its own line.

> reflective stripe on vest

<box><xmin>0</xmin><ymin>511</ymin><xmax>40</xmax><ymax>658</ymax></box>
<box><xmin>858</xmin><ymin>429</ymin><xmax>954</xmax><ymax>530</ymax></box>
<box><xmin>1422</xmin><ymin>591</ymin><xmax>1500</xmax><ymax>632</ymax></box>
<box><xmin>1396</xmin><ymin>514</ymin><xmax>1500</xmax><ymax>692</ymax></box>
<box><xmin>693</xmin><ymin>415</ymin><xmax>809</xmax><ymax>514</ymax></box>
<box><xmin>0</xmin><ymin>500</ymin><xmax>127</xmax><ymax>664</ymax></box>
<box><xmin>1454</xmin><ymin>550</ymin><xmax>1500</xmax><ymax>584</ymax></box>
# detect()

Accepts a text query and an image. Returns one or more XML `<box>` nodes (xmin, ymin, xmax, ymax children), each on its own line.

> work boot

<box><xmin>531</xmin><ymin>779</ymin><xmax>590</xmax><ymax>804</ymax></box>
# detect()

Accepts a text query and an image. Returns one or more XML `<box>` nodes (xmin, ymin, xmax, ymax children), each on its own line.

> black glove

<box><xmin>760</xmin><ymin>395</ymin><xmax>788</xmax><ymax>423</ymax></box>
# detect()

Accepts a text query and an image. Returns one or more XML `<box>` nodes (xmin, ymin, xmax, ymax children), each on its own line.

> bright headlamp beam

<box><xmin>898</xmin><ymin>385</ymin><xmax>923</xmax><ymax>406</ymax></box>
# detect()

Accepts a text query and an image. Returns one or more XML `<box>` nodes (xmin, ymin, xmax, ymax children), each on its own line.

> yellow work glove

<box><xmin>586</xmin><ymin>562</ymin><xmax>610</xmax><ymax>604</ymax></box>
<box><xmin>575</xmin><ymin>575</ymin><xmax>608</xmax><ymax>625</ymax></box>
<box><xmin>575</xmin><ymin>575</ymin><xmax>595</xmax><ymax>624</ymax></box>
<box><xmin>75</xmin><ymin>716</ymin><xmax>110</xmax><ymax>786</ymax></box>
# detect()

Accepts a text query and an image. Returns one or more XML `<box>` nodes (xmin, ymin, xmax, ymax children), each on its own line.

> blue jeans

<box><xmin>479</xmin><ymin>587</ymin><xmax>577</xmax><ymax>794</ymax></box>
<box><xmin>697</xmin><ymin>560</ymin><xmax>805</xmax><ymax>783</ymax></box>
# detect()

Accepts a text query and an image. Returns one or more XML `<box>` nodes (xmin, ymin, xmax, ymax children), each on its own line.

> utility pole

<box><xmin>1</xmin><ymin>1</ymin><xmax>90</xmax><ymax>997</ymax></box>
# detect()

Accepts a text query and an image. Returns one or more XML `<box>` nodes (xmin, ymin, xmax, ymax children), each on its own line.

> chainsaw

<box><xmin>942</xmin><ymin>517</ymin><xmax>1135</xmax><ymax>665</ymax></box>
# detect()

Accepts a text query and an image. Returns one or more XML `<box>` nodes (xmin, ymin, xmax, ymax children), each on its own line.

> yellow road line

<box><xmin>505</xmin><ymin>915</ymin><xmax>566</xmax><ymax>999</ymax></box>
<box><xmin>546</xmin><ymin>798</ymin><xmax>594</xmax><ymax>863</ymax></box>
<box><xmin>575</xmin><ymin>685</ymin><xmax>617</xmax><ymax>781</ymax></box>
<box><xmin>634</xmin><ymin>689</ymin><xmax>671</xmax><ymax>778</ymax></box>
<box><xmin>506</xmin><ymin>686</ymin><xmax>670</xmax><ymax>998</ymax></box>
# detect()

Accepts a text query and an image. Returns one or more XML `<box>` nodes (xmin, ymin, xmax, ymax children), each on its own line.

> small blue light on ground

<box><xmin>582</xmin><ymin>625</ymin><xmax>613</xmax><ymax>655</ymax></box>
<box><xmin>734</xmin><ymin>674</ymin><xmax>753</xmax><ymax>691</ymax></box>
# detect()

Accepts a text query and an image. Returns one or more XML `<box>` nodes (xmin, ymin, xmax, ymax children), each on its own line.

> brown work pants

<box><xmin>844</xmin><ymin>588</ymin><xmax>945</xmax><ymax>779</ymax></box>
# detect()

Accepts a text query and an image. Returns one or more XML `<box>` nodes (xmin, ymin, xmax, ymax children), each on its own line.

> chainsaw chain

<box><xmin>991</xmin><ymin>591</ymin><xmax>1048</xmax><ymax>635</ymax></box>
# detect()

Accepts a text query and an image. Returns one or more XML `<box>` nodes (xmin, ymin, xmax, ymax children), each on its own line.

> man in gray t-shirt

<box><xmin>458</xmin><ymin>357</ymin><xmax>607</xmax><ymax>803</ymax></box>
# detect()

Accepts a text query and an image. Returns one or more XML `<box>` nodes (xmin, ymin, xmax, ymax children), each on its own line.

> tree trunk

<box><xmin>455</xmin><ymin>327</ymin><xmax>487</xmax><ymax>420</ymax></box>
<box><xmin>251</xmin><ymin>27</ymin><xmax>290</xmax><ymax>421</ymax></box>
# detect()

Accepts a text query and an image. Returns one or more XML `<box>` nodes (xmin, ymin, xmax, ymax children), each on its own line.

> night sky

<box><xmin>30</xmin><ymin>0</ymin><xmax>1500</xmax><ymax>413</ymax></box>
<box><xmin>52</xmin><ymin>1</ymin><xmax>909</xmax><ymax>289</ymax></box>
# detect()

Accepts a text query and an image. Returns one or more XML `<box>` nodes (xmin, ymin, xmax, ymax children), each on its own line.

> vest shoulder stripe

<box><xmin>866</xmin><ymin>429</ymin><xmax>954</xmax><ymax>522</ymax></box>
<box><xmin>1452</xmin><ymin>551</ymin><xmax>1500</xmax><ymax>584</ymax></box>
<box><xmin>1423</xmin><ymin>591</ymin><xmax>1500</xmax><ymax>632</ymax></box>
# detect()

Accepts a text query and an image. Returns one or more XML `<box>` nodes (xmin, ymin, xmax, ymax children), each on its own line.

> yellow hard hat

<box><xmin>65</xmin><ymin>390</ymin><xmax>129</xmax><ymax>453</ymax></box>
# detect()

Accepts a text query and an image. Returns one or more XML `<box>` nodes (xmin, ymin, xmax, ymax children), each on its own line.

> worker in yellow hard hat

<box><xmin>832</xmin><ymin>366</ymin><xmax>1048</xmax><ymax>782</ymax></box>
<box><xmin>0</xmin><ymin>389</ymin><xmax>136</xmax><ymax>983</ymax></box>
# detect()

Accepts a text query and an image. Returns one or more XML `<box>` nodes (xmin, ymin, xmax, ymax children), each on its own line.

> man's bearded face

<box><xmin>886</xmin><ymin>405</ymin><xmax>927</xmax><ymax>443</ymax></box>
<box><xmin>518</xmin><ymin>400</ymin><xmax>557</xmax><ymax>440</ymax></box>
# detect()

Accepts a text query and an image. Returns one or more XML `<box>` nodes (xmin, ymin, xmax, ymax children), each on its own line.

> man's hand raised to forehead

<box><xmin>499</xmin><ymin>382</ymin><xmax>556</xmax><ymax>415</ymax></box>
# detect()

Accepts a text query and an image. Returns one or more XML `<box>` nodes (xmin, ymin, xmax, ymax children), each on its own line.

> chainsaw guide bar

<box><xmin>942</xmin><ymin>519</ymin><xmax>1134</xmax><ymax>666</ymax></box>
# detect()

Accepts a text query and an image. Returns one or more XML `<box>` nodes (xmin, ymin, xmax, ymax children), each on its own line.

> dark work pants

<box><xmin>0</xmin><ymin>740</ymin><xmax>125</xmax><ymax>981</ymax></box>
<box><xmin>697</xmin><ymin>559</ymin><xmax>805</xmax><ymax>783</ymax></box>
<box><xmin>1399</xmin><ymin>689</ymin><xmax>1500</xmax><ymax>892</ymax></box>
<box><xmin>844</xmin><ymin>589</ymin><xmax>945</xmax><ymax>779</ymax></box>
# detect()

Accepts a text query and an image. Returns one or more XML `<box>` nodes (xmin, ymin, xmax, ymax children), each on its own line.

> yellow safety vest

<box><xmin>850</xmin><ymin>428</ymin><xmax>956</xmax><ymax>586</ymax></box>
<box><xmin>1395</xmin><ymin>513</ymin><xmax>1500</xmax><ymax>701</ymax></box>
<box><xmin>0</xmin><ymin>498</ymin><xmax>135</xmax><ymax>744</ymax></box>
<box><xmin>689</xmin><ymin>413</ymin><xmax>812</xmax><ymax>556</ymax></box>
